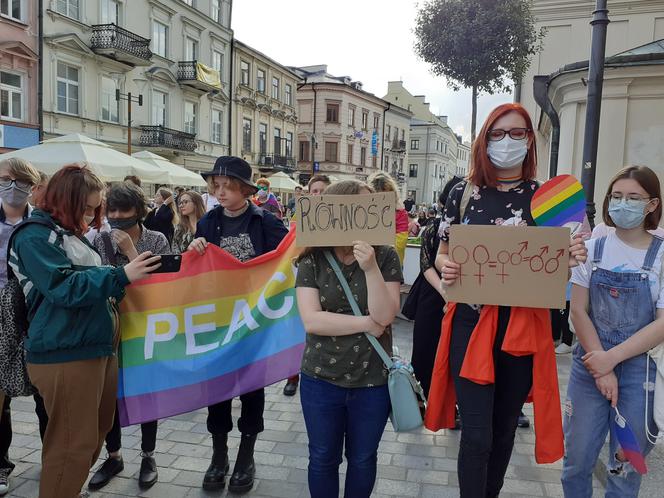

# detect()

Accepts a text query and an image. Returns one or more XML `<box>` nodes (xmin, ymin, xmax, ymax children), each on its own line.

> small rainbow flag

<box><xmin>117</xmin><ymin>230</ymin><xmax>304</xmax><ymax>426</ymax></box>
<box><xmin>531</xmin><ymin>174</ymin><xmax>586</xmax><ymax>227</ymax></box>
<box><xmin>613</xmin><ymin>407</ymin><xmax>648</xmax><ymax>475</ymax></box>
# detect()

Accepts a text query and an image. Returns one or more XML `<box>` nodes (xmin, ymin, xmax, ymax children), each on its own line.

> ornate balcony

<box><xmin>177</xmin><ymin>61</ymin><xmax>222</xmax><ymax>92</ymax></box>
<box><xmin>90</xmin><ymin>24</ymin><xmax>152</xmax><ymax>66</ymax></box>
<box><xmin>258</xmin><ymin>153</ymin><xmax>296</xmax><ymax>172</ymax></box>
<box><xmin>140</xmin><ymin>126</ymin><xmax>197</xmax><ymax>152</ymax></box>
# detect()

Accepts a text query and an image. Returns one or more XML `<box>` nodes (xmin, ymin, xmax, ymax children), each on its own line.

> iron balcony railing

<box><xmin>177</xmin><ymin>61</ymin><xmax>221</xmax><ymax>90</ymax></box>
<box><xmin>258</xmin><ymin>153</ymin><xmax>296</xmax><ymax>172</ymax></box>
<box><xmin>90</xmin><ymin>24</ymin><xmax>152</xmax><ymax>62</ymax></box>
<box><xmin>140</xmin><ymin>125</ymin><xmax>197</xmax><ymax>152</ymax></box>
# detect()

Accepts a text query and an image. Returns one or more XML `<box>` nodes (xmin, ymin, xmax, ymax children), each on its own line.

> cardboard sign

<box><xmin>445</xmin><ymin>225</ymin><xmax>570</xmax><ymax>309</ymax></box>
<box><xmin>296</xmin><ymin>192</ymin><xmax>396</xmax><ymax>247</ymax></box>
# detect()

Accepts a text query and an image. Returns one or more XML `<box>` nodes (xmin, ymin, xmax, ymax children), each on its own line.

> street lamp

<box><xmin>116</xmin><ymin>90</ymin><xmax>143</xmax><ymax>155</ymax></box>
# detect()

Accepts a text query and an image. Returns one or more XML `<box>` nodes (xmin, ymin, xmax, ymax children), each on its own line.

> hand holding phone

<box><xmin>150</xmin><ymin>254</ymin><xmax>182</xmax><ymax>274</ymax></box>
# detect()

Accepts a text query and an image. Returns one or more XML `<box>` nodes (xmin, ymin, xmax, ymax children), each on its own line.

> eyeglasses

<box><xmin>487</xmin><ymin>128</ymin><xmax>531</xmax><ymax>141</ymax></box>
<box><xmin>0</xmin><ymin>177</ymin><xmax>32</xmax><ymax>191</ymax></box>
<box><xmin>608</xmin><ymin>193</ymin><xmax>653</xmax><ymax>202</ymax></box>
<box><xmin>178</xmin><ymin>200</ymin><xmax>192</xmax><ymax>206</ymax></box>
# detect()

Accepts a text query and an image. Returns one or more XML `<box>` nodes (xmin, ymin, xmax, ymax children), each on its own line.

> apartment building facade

<box><xmin>292</xmin><ymin>65</ymin><xmax>388</xmax><ymax>185</ymax></box>
<box><xmin>520</xmin><ymin>0</ymin><xmax>664</xmax><ymax>206</ymax></box>
<box><xmin>384</xmin><ymin>81</ymin><xmax>461</xmax><ymax>204</ymax></box>
<box><xmin>0</xmin><ymin>0</ymin><xmax>40</xmax><ymax>152</ymax></box>
<box><xmin>231</xmin><ymin>40</ymin><xmax>300</xmax><ymax>181</ymax></box>
<box><xmin>383</xmin><ymin>104</ymin><xmax>413</xmax><ymax>200</ymax></box>
<box><xmin>456</xmin><ymin>141</ymin><xmax>470</xmax><ymax>178</ymax></box>
<box><xmin>41</xmin><ymin>0</ymin><xmax>232</xmax><ymax>173</ymax></box>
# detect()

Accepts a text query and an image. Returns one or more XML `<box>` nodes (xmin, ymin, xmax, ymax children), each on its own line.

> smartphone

<box><xmin>150</xmin><ymin>254</ymin><xmax>182</xmax><ymax>274</ymax></box>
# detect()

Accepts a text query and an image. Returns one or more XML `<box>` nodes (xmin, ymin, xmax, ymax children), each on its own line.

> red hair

<box><xmin>42</xmin><ymin>164</ymin><xmax>105</xmax><ymax>236</ymax></box>
<box><xmin>468</xmin><ymin>103</ymin><xmax>538</xmax><ymax>188</ymax></box>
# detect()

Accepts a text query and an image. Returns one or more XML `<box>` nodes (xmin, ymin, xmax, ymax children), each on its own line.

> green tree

<box><xmin>414</xmin><ymin>0</ymin><xmax>543</xmax><ymax>141</ymax></box>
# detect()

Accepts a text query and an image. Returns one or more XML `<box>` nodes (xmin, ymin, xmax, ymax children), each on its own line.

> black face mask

<box><xmin>108</xmin><ymin>216</ymin><xmax>139</xmax><ymax>230</ymax></box>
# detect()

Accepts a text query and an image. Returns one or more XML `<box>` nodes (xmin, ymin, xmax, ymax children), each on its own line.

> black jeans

<box><xmin>450</xmin><ymin>305</ymin><xmax>533</xmax><ymax>498</ymax></box>
<box><xmin>207</xmin><ymin>388</ymin><xmax>265</xmax><ymax>436</ymax></box>
<box><xmin>0</xmin><ymin>393</ymin><xmax>49</xmax><ymax>472</ymax></box>
<box><xmin>105</xmin><ymin>403</ymin><xmax>157</xmax><ymax>454</ymax></box>
<box><xmin>551</xmin><ymin>301</ymin><xmax>573</xmax><ymax>346</ymax></box>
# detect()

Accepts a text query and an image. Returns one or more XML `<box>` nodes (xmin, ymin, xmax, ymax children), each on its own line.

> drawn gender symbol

<box><xmin>472</xmin><ymin>245</ymin><xmax>490</xmax><ymax>285</ymax></box>
<box><xmin>451</xmin><ymin>245</ymin><xmax>469</xmax><ymax>285</ymax></box>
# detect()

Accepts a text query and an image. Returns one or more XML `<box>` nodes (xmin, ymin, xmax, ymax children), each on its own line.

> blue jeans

<box><xmin>561</xmin><ymin>344</ymin><xmax>656</xmax><ymax>498</ymax></box>
<box><xmin>300</xmin><ymin>373</ymin><xmax>391</xmax><ymax>498</ymax></box>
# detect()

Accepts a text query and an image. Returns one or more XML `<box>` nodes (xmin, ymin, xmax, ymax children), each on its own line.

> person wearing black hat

<box><xmin>189</xmin><ymin>156</ymin><xmax>288</xmax><ymax>493</ymax></box>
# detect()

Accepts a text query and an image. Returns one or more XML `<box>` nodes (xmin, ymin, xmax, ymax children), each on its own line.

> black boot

<box><xmin>138</xmin><ymin>452</ymin><xmax>158</xmax><ymax>489</ymax></box>
<box><xmin>202</xmin><ymin>434</ymin><xmax>229</xmax><ymax>491</ymax></box>
<box><xmin>228</xmin><ymin>434</ymin><xmax>257</xmax><ymax>494</ymax></box>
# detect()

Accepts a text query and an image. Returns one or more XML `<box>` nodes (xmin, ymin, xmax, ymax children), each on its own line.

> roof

<box><xmin>234</xmin><ymin>40</ymin><xmax>302</xmax><ymax>80</ymax></box>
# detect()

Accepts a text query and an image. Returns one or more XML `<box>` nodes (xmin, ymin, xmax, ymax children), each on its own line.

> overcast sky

<box><xmin>232</xmin><ymin>0</ymin><xmax>513</xmax><ymax>142</ymax></box>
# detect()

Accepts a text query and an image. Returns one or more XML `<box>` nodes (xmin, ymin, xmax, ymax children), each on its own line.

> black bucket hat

<box><xmin>200</xmin><ymin>156</ymin><xmax>258</xmax><ymax>193</ymax></box>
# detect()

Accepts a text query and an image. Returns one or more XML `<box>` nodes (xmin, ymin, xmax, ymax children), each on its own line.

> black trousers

<box><xmin>450</xmin><ymin>305</ymin><xmax>533</xmax><ymax>498</ymax></box>
<box><xmin>551</xmin><ymin>301</ymin><xmax>573</xmax><ymax>346</ymax></box>
<box><xmin>207</xmin><ymin>388</ymin><xmax>265</xmax><ymax>436</ymax></box>
<box><xmin>105</xmin><ymin>403</ymin><xmax>157</xmax><ymax>454</ymax></box>
<box><xmin>0</xmin><ymin>393</ymin><xmax>49</xmax><ymax>471</ymax></box>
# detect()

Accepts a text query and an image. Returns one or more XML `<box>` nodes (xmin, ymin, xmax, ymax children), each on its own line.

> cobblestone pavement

<box><xmin>4</xmin><ymin>317</ymin><xmax>662</xmax><ymax>497</ymax></box>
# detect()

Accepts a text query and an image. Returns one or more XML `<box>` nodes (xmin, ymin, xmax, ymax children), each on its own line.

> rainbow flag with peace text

<box><xmin>117</xmin><ymin>230</ymin><xmax>304</xmax><ymax>426</ymax></box>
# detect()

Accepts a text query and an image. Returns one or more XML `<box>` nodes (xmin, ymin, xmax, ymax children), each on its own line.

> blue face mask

<box><xmin>608</xmin><ymin>198</ymin><xmax>649</xmax><ymax>229</ymax></box>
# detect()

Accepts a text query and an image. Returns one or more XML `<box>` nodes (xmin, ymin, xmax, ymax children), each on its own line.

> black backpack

<box><xmin>0</xmin><ymin>218</ymin><xmax>57</xmax><ymax>397</ymax></box>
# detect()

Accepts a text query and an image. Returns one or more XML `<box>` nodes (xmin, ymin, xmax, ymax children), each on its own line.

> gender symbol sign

<box><xmin>445</xmin><ymin>225</ymin><xmax>570</xmax><ymax>309</ymax></box>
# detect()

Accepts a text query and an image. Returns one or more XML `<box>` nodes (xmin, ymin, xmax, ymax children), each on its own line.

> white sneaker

<box><xmin>0</xmin><ymin>468</ymin><xmax>10</xmax><ymax>496</ymax></box>
<box><xmin>555</xmin><ymin>343</ymin><xmax>573</xmax><ymax>355</ymax></box>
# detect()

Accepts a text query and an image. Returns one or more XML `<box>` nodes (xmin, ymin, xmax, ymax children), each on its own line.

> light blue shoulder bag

<box><xmin>323</xmin><ymin>251</ymin><xmax>426</xmax><ymax>432</ymax></box>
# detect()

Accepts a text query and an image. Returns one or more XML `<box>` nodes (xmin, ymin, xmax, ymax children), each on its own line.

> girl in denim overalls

<box><xmin>563</xmin><ymin>166</ymin><xmax>664</xmax><ymax>498</ymax></box>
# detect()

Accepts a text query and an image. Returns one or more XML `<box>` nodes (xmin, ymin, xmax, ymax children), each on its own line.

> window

<box><xmin>326</xmin><ymin>103</ymin><xmax>339</xmax><ymax>123</ymax></box>
<box><xmin>393</xmin><ymin>127</ymin><xmax>399</xmax><ymax>141</ymax></box>
<box><xmin>347</xmin><ymin>144</ymin><xmax>354</xmax><ymax>164</ymax></box>
<box><xmin>271</xmin><ymin>77</ymin><xmax>280</xmax><ymax>100</ymax></box>
<box><xmin>386</xmin><ymin>125</ymin><xmax>391</xmax><ymax>140</ymax></box>
<box><xmin>56</xmin><ymin>62</ymin><xmax>79</xmax><ymax>115</ymax></box>
<box><xmin>100</xmin><ymin>0</ymin><xmax>119</xmax><ymax>24</ymax></box>
<box><xmin>299</xmin><ymin>140</ymin><xmax>310</xmax><ymax>162</ymax></box>
<box><xmin>285</xmin><ymin>84</ymin><xmax>292</xmax><ymax>106</ymax></box>
<box><xmin>151</xmin><ymin>90</ymin><xmax>167</xmax><ymax>126</ymax></box>
<box><xmin>259</xmin><ymin>123</ymin><xmax>267</xmax><ymax>154</ymax></box>
<box><xmin>274</xmin><ymin>127</ymin><xmax>281</xmax><ymax>155</ymax></box>
<box><xmin>100</xmin><ymin>76</ymin><xmax>118</xmax><ymax>123</ymax></box>
<box><xmin>242</xmin><ymin>118</ymin><xmax>252</xmax><ymax>151</ymax></box>
<box><xmin>401</xmin><ymin>129</ymin><xmax>405</xmax><ymax>141</ymax></box>
<box><xmin>185</xmin><ymin>37</ymin><xmax>198</xmax><ymax>60</ymax></box>
<box><xmin>410</xmin><ymin>139</ymin><xmax>419</xmax><ymax>150</ymax></box>
<box><xmin>212</xmin><ymin>110</ymin><xmax>223</xmax><ymax>144</ymax></box>
<box><xmin>0</xmin><ymin>71</ymin><xmax>22</xmax><ymax>121</ymax></box>
<box><xmin>348</xmin><ymin>106</ymin><xmax>355</xmax><ymax>127</ymax></box>
<box><xmin>184</xmin><ymin>101</ymin><xmax>197</xmax><ymax>134</ymax></box>
<box><xmin>409</xmin><ymin>164</ymin><xmax>418</xmax><ymax>178</ymax></box>
<box><xmin>256</xmin><ymin>69</ymin><xmax>265</xmax><ymax>93</ymax></box>
<box><xmin>373</xmin><ymin>115</ymin><xmax>380</xmax><ymax>130</ymax></box>
<box><xmin>240</xmin><ymin>61</ymin><xmax>250</xmax><ymax>86</ymax></box>
<box><xmin>286</xmin><ymin>132</ymin><xmax>293</xmax><ymax>158</ymax></box>
<box><xmin>212</xmin><ymin>51</ymin><xmax>223</xmax><ymax>77</ymax></box>
<box><xmin>360</xmin><ymin>147</ymin><xmax>366</xmax><ymax>167</ymax></box>
<box><xmin>324</xmin><ymin>142</ymin><xmax>338</xmax><ymax>162</ymax></box>
<box><xmin>152</xmin><ymin>21</ymin><xmax>168</xmax><ymax>58</ymax></box>
<box><xmin>361</xmin><ymin>111</ymin><xmax>368</xmax><ymax>130</ymax></box>
<box><xmin>56</xmin><ymin>0</ymin><xmax>79</xmax><ymax>19</ymax></box>
<box><xmin>1</xmin><ymin>0</ymin><xmax>22</xmax><ymax>21</ymax></box>
<box><xmin>444</xmin><ymin>143</ymin><xmax>448</xmax><ymax>154</ymax></box>
<box><xmin>211</xmin><ymin>0</ymin><xmax>222</xmax><ymax>23</ymax></box>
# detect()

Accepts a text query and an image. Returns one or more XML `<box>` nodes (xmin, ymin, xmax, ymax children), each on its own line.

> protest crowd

<box><xmin>1</xmin><ymin>102</ymin><xmax>664</xmax><ymax>498</ymax></box>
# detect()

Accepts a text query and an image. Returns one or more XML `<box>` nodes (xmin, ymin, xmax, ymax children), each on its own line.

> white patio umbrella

<box><xmin>268</xmin><ymin>171</ymin><xmax>300</xmax><ymax>192</ymax></box>
<box><xmin>0</xmin><ymin>134</ymin><xmax>163</xmax><ymax>183</ymax></box>
<box><xmin>132</xmin><ymin>151</ymin><xmax>206</xmax><ymax>187</ymax></box>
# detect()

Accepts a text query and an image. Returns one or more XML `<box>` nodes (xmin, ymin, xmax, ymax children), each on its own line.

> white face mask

<box><xmin>487</xmin><ymin>137</ymin><xmax>528</xmax><ymax>169</ymax></box>
<box><xmin>84</xmin><ymin>215</ymin><xmax>95</xmax><ymax>225</ymax></box>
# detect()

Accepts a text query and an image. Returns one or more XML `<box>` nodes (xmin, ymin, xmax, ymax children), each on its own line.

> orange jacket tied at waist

<box><xmin>424</xmin><ymin>303</ymin><xmax>564</xmax><ymax>464</ymax></box>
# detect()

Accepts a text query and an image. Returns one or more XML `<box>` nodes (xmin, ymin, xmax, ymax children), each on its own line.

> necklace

<box><xmin>224</xmin><ymin>201</ymin><xmax>249</xmax><ymax>218</ymax></box>
<box><xmin>496</xmin><ymin>174</ymin><xmax>522</xmax><ymax>185</ymax></box>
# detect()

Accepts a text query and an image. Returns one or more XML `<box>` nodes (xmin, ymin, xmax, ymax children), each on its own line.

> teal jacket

<box><xmin>9</xmin><ymin>210</ymin><xmax>130</xmax><ymax>364</ymax></box>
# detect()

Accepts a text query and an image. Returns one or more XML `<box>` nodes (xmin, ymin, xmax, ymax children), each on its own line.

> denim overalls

<box><xmin>562</xmin><ymin>236</ymin><xmax>660</xmax><ymax>498</ymax></box>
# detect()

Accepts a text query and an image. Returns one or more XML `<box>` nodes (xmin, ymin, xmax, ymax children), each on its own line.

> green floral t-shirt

<box><xmin>295</xmin><ymin>246</ymin><xmax>403</xmax><ymax>388</ymax></box>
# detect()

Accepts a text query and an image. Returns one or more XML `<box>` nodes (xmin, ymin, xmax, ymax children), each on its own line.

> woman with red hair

<box><xmin>425</xmin><ymin>104</ymin><xmax>587</xmax><ymax>497</ymax></box>
<box><xmin>8</xmin><ymin>165</ymin><xmax>160</xmax><ymax>498</ymax></box>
